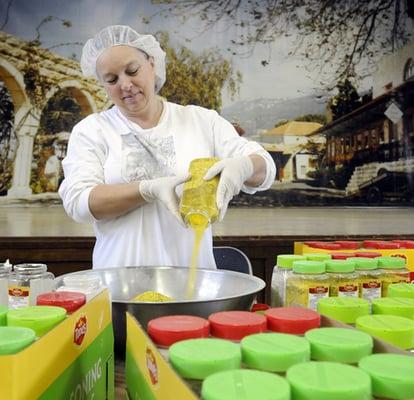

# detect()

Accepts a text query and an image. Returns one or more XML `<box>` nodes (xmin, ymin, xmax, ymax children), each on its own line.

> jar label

<box><xmin>361</xmin><ymin>281</ymin><xmax>381</xmax><ymax>302</ymax></box>
<box><xmin>338</xmin><ymin>284</ymin><xmax>358</xmax><ymax>297</ymax></box>
<box><xmin>8</xmin><ymin>285</ymin><xmax>29</xmax><ymax>308</ymax></box>
<box><xmin>308</xmin><ymin>286</ymin><xmax>329</xmax><ymax>310</ymax></box>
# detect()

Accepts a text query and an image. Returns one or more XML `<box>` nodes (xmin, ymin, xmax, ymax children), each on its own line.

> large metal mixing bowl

<box><xmin>57</xmin><ymin>266</ymin><xmax>265</xmax><ymax>356</ymax></box>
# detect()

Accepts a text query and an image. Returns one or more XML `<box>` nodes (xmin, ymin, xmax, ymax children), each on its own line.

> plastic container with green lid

<box><xmin>317</xmin><ymin>297</ymin><xmax>370</xmax><ymax>324</ymax></box>
<box><xmin>305</xmin><ymin>327</ymin><xmax>373</xmax><ymax>364</ymax></box>
<box><xmin>0</xmin><ymin>305</ymin><xmax>7</xmax><ymax>326</ymax></box>
<box><xmin>286</xmin><ymin>361</ymin><xmax>371</xmax><ymax>400</ymax></box>
<box><xmin>271</xmin><ymin>254</ymin><xmax>306</xmax><ymax>307</ymax></box>
<box><xmin>304</xmin><ymin>253</ymin><xmax>332</xmax><ymax>261</ymax></box>
<box><xmin>372</xmin><ymin>297</ymin><xmax>414</xmax><ymax>319</ymax></box>
<box><xmin>201</xmin><ymin>369</ymin><xmax>290</xmax><ymax>400</ymax></box>
<box><xmin>358</xmin><ymin>353</ymin><xmax>414</xmax><ymax>400</ymax></box>
<box><xmin>169</xmin><ymin>338</ymin><xmax>241</xmax><ymax>380</ymax></box>
<box><xmin>377</xmin><ymin>256</ymin><xmax>410</xmax><ymax>297</ymax></box>
<box><xmin>285</xmin><ymin>260</ymin><xmax>329</xmax><ymax>310</ymax></box>
<box><xmin>356</xmin><ymin>314</ymin><xmax>414</xmax><ymax>350</ymax></box>
<box><xmin>0</xmin><ymin>326</ymin><xmax>36</xmax><ymax>355</ymax></box>
<box><xmin>325</xmin><ymin>259</ymin><xmax>358</xmax><ymax>297</ymax></box>
<box><xmin>7</xmin><ymin>305</ymin><xmax>67</xmax><ymax>336</ymax></box>
<box><xmin>388</xmin><ymin>283</ymin><xmax>414</xmax><ymax>299</ymax></box>
<box><xmin>348</xmin><ymin>257</ymin><xmax>382</xmax><ymax>303</ymax></box>
<box><xmin>241</xmin><ymin>332</ymin><xmax>310</xmax><ymax>372</ymax></box>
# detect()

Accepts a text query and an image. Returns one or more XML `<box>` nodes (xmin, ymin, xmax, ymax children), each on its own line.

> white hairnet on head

<box><xmin>81</xmin><ymin>25</ymin><xmax>166</xmax><ymax>92</ymax></box>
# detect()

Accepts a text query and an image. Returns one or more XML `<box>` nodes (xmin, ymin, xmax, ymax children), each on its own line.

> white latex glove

<box><xmin>204</xmin><ymin>156</ymin><xmax>254</xmax><ymax>221</ymax></box>
<box><xmin>139</xmin><ymin>175</ymin><xmax>189</xmax><ymax>226</ymax></box>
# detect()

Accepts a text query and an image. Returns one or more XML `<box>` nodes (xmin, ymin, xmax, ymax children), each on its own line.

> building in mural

<box><xmin>0</xmin><ymin>31</ymin><xmax>109</xmax><ymax>198</ymax></box>
<box><xmin>318</xmin><ymin>40</ymin><xmax>414</xmax><ymax>204</ymax></box>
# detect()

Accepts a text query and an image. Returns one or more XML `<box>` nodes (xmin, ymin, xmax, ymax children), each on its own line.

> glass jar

<box><xmin>58</xmin><ymin>273</ymin><xmax>104</xmax><ymax>302</ymax></box>
<box><xmin>8</xmin><ymin>263</ymin><xmax>55</xmax><ymax>309</ymax></box>
<box><xmin>0</xmin><ymin>260</ymin><xmax>12</xmax><ymax>307</ymax></box>
<box><xmin>285</xmin><ymin>261</ymin><xmax>329</xmax><ymax>310</ymax></box>
<box><xmin>377</xmin><ymin>256</ymin><xmax>410</xmax><ymax>297</ymax></box>
<box><xmin>348</xmin><ymin>257</ymin><xmax>382</xmax><ymax>303</ymax></box>
<box><xmin>180</xmin><ymin>157</ymin><xmax>220</xmax><ymax>228</ymax></box>
<box><xmin>326</xmin><ymin>259</ymin><xmax>359</xmax><ymax>298</ymax></box>
<box><xmin>270</xmin><ymin>254</ymin><xmax>306</xmax><ymax>307</ymax></box>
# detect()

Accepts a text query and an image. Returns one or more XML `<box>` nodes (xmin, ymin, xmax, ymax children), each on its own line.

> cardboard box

<box><xmin>124</xmin><ymin>312</ymin><xmax>412</xmax><ymax>400</ymax></box>
<box><xmin>0</xmin><ymin>289</ymin><xmax>114</xmax><ymax>399</ymax></box>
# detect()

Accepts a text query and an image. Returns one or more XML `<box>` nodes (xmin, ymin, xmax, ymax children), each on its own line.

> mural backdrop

<box><xmin>0</xmin><ymin>0</ymin><xmax>413</xmax><ymax>206</ymax></box>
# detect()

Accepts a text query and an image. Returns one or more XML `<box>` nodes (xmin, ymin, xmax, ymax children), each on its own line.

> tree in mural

<box><xmin>330</xmin><ymin>79</ymin><xmax>362</xmax><ymax>120</ymax></box>
<box><xmin>0</xmin><ymin>81</ymin><xmax>15</xmax><ymax>195</ymax></box>
<box><xmin>158</xmin><ymin>33</ymin><xmax>241</xmax><ymax>111</ymax></box>
<box><xmin>148</xmin><ymin>0</ymin><xmax>414</xmax><ymax>87</ymax></box>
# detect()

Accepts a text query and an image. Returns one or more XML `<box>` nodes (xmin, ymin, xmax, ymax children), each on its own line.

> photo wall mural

<box><xmin>0</xmin><ymin>0</ymin><xmax>413</xmax><ymax>206</ymax></box>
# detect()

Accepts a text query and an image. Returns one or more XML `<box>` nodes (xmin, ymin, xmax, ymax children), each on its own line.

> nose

<box><xmin>119</xmin><ymin>75</ymin><xmax>133</xmax><ymax>91</ymax></box>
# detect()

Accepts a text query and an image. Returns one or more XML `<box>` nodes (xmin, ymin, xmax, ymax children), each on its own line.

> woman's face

<box><xmin>96</xmin><ymin>45</ymin><xmax>157</xmax><ymax>115</ymax></box>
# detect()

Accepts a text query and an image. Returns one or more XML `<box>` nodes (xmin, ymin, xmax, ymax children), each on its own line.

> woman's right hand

<box><xmin>139</xmin><ymin>175</ymin><xmax>189</xmax><ymax>225</ymax></box>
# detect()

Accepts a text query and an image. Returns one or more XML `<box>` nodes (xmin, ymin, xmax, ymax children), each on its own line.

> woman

<box><xmin>59</xmin><ymin>25</ymin><xmax>276</xmax><ymax>269</ymax></box>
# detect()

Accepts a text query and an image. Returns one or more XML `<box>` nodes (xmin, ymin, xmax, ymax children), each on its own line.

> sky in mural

<box><xmin>0</xmin><ymin>0</ymin><xmax>372</xmax><ymax>108</ymax></box>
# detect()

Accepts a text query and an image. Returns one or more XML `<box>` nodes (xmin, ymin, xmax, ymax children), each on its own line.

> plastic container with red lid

<box><xmin>334</xmin><ymin>241</ymin><xmax>360</xmax><ymax>250</ymax></box>
<box><xmin>363</xmin><ymin>240</ymin><xmax>400</xmax><ymax>249</ymax></box>
<box><xmin>147</xmin><ymin>315</ymin><xmax>210</xmax><ymax>347</ymax></box>
<box><xmin>331</xmin><ymin>252</ymin><xmax>357</xmax><ymax>260</ymax></box>
<box><xmin>265</xmin><ymin>307</ymin><xmax>321</xmax><ymax>335</ymax></box>
<box><xmin>392</xmin><ymin>240</ymin><xmax>414</xmax><ymax>249</ymax></box>
<box><xmin>355</xmin><ymin>251</ymin><xmax>382</xmax><ymax>258</ymax></box>
<box><xmin>36</xmin><ymin>291</ymin><xmax>86</xmax><ymax>314</ymax></box>
<box><xmin>208</xmin><ymin>311</ymin><xmax>267</xmax><ymax>341</ymax></box>
<box><xmin>305</xmin><ymin>241</ymin><xmax>341</xmax><ymax>250</ymax></box>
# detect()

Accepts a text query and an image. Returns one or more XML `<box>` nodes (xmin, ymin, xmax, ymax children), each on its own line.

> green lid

<box><xmin>276</xmin><ymin>254</ymin><xmax>307</xmax><ymax>269</ymax></box>
<box><xmin>388</xmin><ymin>283</ymin><xmax>414</xmax><ymax>299</ymax></box>
<box><xmin>286</xmin><ymin>361</ymin><xmax>371</xmax><ymax>400</ymax></box>
<box><xmin>347</xmin><ymin>257</ymin><xmax>378</xmax><ymax>270</ymax></box>
<box><xmin>359</xmin><ymin>354</ymin><xmax>414</xmax><ymax>400</ymax></box>
<box><xmin>376</xmin><ymin>256</ymin><xmax>406</xmax><ymax>269</ymax></box>
<box><xmin>304</xmin><ymin>253</ymin><xmax>332</xmax><ymax>261</ymax></box>
<box><xmin>325</xmin><ymin>260</ymin><xmax>355</xmax><ymax>273</ymax></box>
<box><xmin>292</xmin><ymin>261</ymin><xmax>325</xmax><ymax>274</ymax></box>
<box><xmin>372</xmin><ymin>297</ymin><xmax>414</xmax><ymax>319</ymax></box>
<box><xmin>305</xmin><ymin>327</ymin><xmax>373</xmax><ymax>364</ymax></box>
<box><xmin>7</xmin><ymin>306</ymin><xmax>67</xmax><ymax>336</ymax></box>
<box><xmin>169</xmin><ymin>338</ymin><xmax>241</xmax><ymax>380</ymax></box>
<box><xmin>356</xmin><ymin>314</ymin><xmax>414</xmax><ymax>350</ymax></box>
<box><xmin>201</xmin><ymin>369</ymin><xmax>290</xmax><ymax>400</ymax></box>
<box><xmin>0</xmin><ymin>326</ymin><xmax>36</xmax><ymax>355</ymax></box>
<box><xmin>317</xmin><ymin>297</ymin><xmax>370</xmax><ymax>324</ymax></box>
<box><xmin>0</xmin><ymin>305</ymin><xmax>7</xmax><ymax>326</ymax></box>
<box><xmin>241</xmin><ymin>333</ymin><xmax>310</xmax><ymax>372</ymax></box>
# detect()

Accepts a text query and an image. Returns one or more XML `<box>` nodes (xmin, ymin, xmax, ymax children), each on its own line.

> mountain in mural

<box><xmin>222</xmin><ymin>94</ymin><xmax>330</xmax><ymax>135</ymax></box>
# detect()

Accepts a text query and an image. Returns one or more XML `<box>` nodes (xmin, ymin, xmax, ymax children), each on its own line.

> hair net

<box><xmin>80</xmin><ymin>25</ymin><xmax>166</xmax><ymax>92</ymax></box>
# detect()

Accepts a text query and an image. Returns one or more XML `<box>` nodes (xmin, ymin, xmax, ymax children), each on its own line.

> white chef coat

<box><xmin>59</xmin><ymin>101</ymin><xmax>276</xmax><ymax>269</ymax></box>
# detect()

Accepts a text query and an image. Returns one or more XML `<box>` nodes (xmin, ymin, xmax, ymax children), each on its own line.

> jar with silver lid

<box><xmin>0</xmin><ymin>260</ymin><xmax>12</xmax><ymax>307</ymax></box>
<box><xmin>8</xmin><ymin>263</ymin><xmax>55</xmax><ymax>309</ymax></box>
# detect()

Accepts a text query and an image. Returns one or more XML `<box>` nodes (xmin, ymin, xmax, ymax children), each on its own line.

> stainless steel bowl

<box><xmin>57</xmin><ymin>266</ymin><xmax>265</xmax><ymax>356</ymax></box>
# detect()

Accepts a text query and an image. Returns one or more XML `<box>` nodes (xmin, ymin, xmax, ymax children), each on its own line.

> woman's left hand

<box><xmin>203</xmin><ymin>156</ymin><xmax>253</xmax><ymax>221</ymax></box>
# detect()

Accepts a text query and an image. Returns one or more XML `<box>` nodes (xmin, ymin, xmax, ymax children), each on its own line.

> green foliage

<box><xmin>330</xmin><ymin>79</ymin><xmax>361</xmax><ymax>120</ymax></box>
<box><xmin>295</xmin><ymin>114</ymin><xmax>327</xmax><ymax>125</ymax></box>
<box><xmin>158</xmin><ymin>32</ymin><xmax>242</xmax><ymax>111</ymax></box>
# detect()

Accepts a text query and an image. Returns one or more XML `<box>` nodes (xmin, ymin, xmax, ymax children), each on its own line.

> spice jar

<box><xmin>304</xmin><ymin>253</ymin><xmax>332</xmax><ymax>262</ymax></box>
<box><xmin>285</xmin><ymin>260</ymin><xmax>329</xmax><ymax>310</ymax></box>
<box><xmin>58</xmin><ymin>273</ymin><xmax>104</xmax><ymax>301</ymax></box>
<box><xmin>377</xmin><ymin>256</ymin><xmax>410</xmax><ymax>297</ymax></box>
<box><xmin>270</xmin><ymin>254</ymin><xmax>306</xmax><ymax>307</ymax></box>
<box><xmin>348</xmin><ymin>257</ymin><xmax>382</xmax><ymax>303</ymax></box>
<box><xmin>8</xmin><ymin>263</ymin><xmax>55</xmax><ymax>309</ymax></box>
<box><xmin>0</xmin><ymin>260</ymin><xmax>12</xmax><ymax>307</ymax></box>
<box><xmin>325</xmin><ymin>259</ymin><xmax>359</xmax><ymax>297</ymax></box>
<box><xmin>180</xmin><ymin>157</ymin><xmax>220</xmax><ymax>228</ymax></box>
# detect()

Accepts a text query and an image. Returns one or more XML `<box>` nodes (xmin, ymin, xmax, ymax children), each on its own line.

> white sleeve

<box><xmin>58</xmin><ymin>116</ymin><xmax>107</xmax><ymax>223</ymax></box>
<box><xmin>211</xmin><ymin>111</ymin><xmax>276</xmax><ymax>194</ymax></box>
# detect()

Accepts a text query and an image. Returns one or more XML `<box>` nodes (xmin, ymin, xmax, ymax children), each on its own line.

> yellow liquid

<box><xmin>186</xmin><ymin>213</ymin><xmax>209</xmax><ymax>299</ymax></box>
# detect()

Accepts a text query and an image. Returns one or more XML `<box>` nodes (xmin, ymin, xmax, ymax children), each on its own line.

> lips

<box><xmin>122</xmin><ymin>91</ymin><xmax>142</xmax><ymax>101</ymax></box>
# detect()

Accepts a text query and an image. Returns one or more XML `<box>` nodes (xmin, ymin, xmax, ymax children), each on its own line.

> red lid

<box><xmin>363</xmin><ymin>240</ymin><xmax>400</xmax><ymax>249</ymax></box>
<box><xmin>147</xmin><ymin>315</ymin><xmax>209</xmax><ymax>347</ymax></box>
<box><xmin>331</xmin><ymin>252</ymin><xmax>357</xmax><ymax>260</ymax></box>
<box><xmin>354</xmin><ymin>251</ymin><xmax>382</xmax><ymax>258</ymax></box>
<box><xmin>36</xmin><ymin>291</ymin><xmax>86</xmax><ymax>313</ymax></box>
<box><xmin>265</xmin><ymin>307</ymin><xmax>321</xmax><ymax>335</ymax></box>
<box><xmin>251</xmin><ymin>303</ymin><xmax>270</xmax><ymax>313</ymax></box>
<box><xmin>305</xmin><ymin>241</ymin><xmax>341</xmax><ymax>250</ymax></box>
<box><xmin>334</xmin><ymin>241</ymin><xmax>360</xmax><ymax>250</ymax></box>
<box><xmin>208</xmin><ymin>311</ymin><xmax>267</xmax><ymax>340</ymax></box>
<box><xmin>392</xmin><ymin>240</ymin><xmax>414</xmax><ymax>249</ymax></box>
